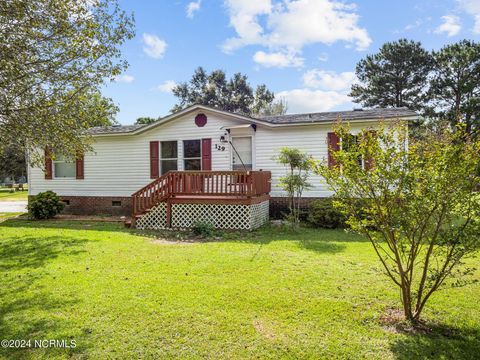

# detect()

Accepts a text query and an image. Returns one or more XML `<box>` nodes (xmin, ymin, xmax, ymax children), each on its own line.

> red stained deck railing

<box><xmin>132</xmin><ymin>170</ymin><xmax>271</xmax><ymax>219</ymax></box>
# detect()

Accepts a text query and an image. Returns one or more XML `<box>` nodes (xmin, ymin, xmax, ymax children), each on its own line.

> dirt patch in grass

<box><xmin>150</xmin><ymin>237</ymin><xmax>199</xmax><ymax>245</ymax></box>
<box><xmin>379</xmin><ymin>308</ymin><xmax>411</xmax><ymax>334</ymax></box>
<box><xmin>253</xmin><ymin>319</ymin><xmax>277</xmax><ymax>341</ymax></box>
<box><xmin>379</xmin><ymin>307</ymin><xmax>436</xmax><ymax>334</ymax></box>
<box><xmin>378</xmin><ymin>307</ymin><xmax>467</xmax><ymax>338</ymax></box>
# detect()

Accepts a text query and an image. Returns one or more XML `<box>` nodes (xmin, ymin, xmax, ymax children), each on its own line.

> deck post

<box><xmin>166</xmin><ymin>198</ymin><xmax>172</xmax><ymax>228</ymax></box>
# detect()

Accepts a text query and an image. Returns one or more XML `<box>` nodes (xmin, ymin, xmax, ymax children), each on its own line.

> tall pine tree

<box><xmin>429</xmin><ymin>40</ymin><xmax>480</xmax><ymax>135</ymax></box>
<box><xmin>350</xmin><ymin>39</ymin><xmax>433</xmax><ymax>112</ymax></box>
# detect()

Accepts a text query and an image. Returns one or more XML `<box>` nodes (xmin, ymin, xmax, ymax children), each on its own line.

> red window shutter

<box><xmin>364</xmin><ymin>130</ymin><xmax>377</xmax><ymax>170</ymax></box>
<box><xmin>45</xmin><ymin>147</ymin><xmax>52</xmax><ymax>180</ymax></box>
<box><xmin>327</xmin><ymin>132</ymin><xmax>340</xmax><ymax>169</ymax></box>
<box><xmin>76</xmin><ymin>152</ymin><xmax>84</xmax><ymax>179</ymax></box>
<box><xmin>201</xmin><ymin>138</ymin><xmax>212</xmax><ymax>170</ymax></box>
<box><xmin>150</xmin><ymin>141</ymin><xmax>159</xmax><ymax>178</ymax></box>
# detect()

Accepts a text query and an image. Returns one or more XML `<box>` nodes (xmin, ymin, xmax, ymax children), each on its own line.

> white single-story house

<box><xmin>28</xmin><ymin>104</ymin><xmax>416</xmax><ymax>229</ymax></box>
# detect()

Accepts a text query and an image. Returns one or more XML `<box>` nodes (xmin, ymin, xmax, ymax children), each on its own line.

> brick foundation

<box><xmin>29</xmin><ymin>195</ymin><xmax>132</xmax><ymax>216</ymax></box>
<box><xmin>28</xmin><ymin>195</ymin><xmax>322</xmax><ymax>218</ymax></box>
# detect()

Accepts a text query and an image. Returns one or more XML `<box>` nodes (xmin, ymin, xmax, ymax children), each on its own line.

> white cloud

<box><xmin>303</xmin><ymin>69</ymin><xmax>356</xmax><ymax>91</ymax></box>
<box><xmin>157</xmin><ymin>80</ymin><xmax>177</xmax><ymax>93</ymax></box>
<box><xmin>222</xmin><ymin>0</ymin><xmax>272</xmax><ymax>52</ymax></box>
<box><xmin>266</xmin><ymin>0</ymin><xmax>371</xmax><ymax>51</ymax></box>
<box><xmin>275</xmin><ymin>88</ymin><xmax>353</xmax><ymax>113</ymax></box>
<box><xmin>457</xmin><ymin>0</ymin><xmax>480</xmax><ymax>34</ymax></box>
<box><xmin>434</xmin><ymin>15</ymin><xmax>461</xmax><ymax>36</ymax></box>
<box><xmin>253</xmin><ymin>50</ymin><xmax>304</xmax><ymax>68</ymax></box>
<box><xmin>277</xmin><ymin>68</ymin><xmax>357</xmax><ymax>113</ymax></box>
<box><xmin>114</xmin><ymin>74</ymin><xmax>135</xmax><ymax>83</ymax></box>
<box><xmin>404</xmin><ymin>19</ymin><xmax>422</xmax><ymax>31</ymax></box>
<box><xmin>223</xmin><ymin>0</ymin><xmax>372</xmax><ymax>67</ymax></box>
<box><xmin>186</xmin><ymin>0</ymin><xmax>201</xmax><ymax>18</ymax></box>
<box><xmin>142</xmin><ymin>33</ymin><xmax>167</xmax><ymax>59</ymax></box>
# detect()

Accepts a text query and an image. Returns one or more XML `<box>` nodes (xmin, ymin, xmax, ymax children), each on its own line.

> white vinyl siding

<box><xmin>254</xmin><ymin>122</ymin><xmax>379</xmax><ymax>198</ymax></box>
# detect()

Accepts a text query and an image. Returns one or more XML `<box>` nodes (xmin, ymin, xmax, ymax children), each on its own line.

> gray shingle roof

<box><xmin>259</xmin><ymin>107</ymin><xmax>417</xmax><ymax>124</ymax></box>
<box><xmin>87</xmin><ymin>107</ymin><xmax>417</xmax><ymax>135</ymax></box>
<box><xmin>88</xmin><ymin>123</ymin><xmax>146</xmax><ymax>135</ymax></box>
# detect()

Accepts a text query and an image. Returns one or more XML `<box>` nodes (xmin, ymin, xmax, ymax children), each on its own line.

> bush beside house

<box><xmin>307</xmin><ymin>199</ymin><xmax>346</xmax><ymax>229</ymax></box>
<box><xmin>28</xmin><ymin>191</ymin><xmax>65</xmax><ymax>219</ymax></box>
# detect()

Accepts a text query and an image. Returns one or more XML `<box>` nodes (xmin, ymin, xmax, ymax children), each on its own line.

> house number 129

<box><xmin>215</xmin><ymin>144</ymin><xmax>226</xmax><ymax>151</ymax></box>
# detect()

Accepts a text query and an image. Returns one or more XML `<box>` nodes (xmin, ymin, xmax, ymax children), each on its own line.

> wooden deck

<box><xmin>130</xmin><ymin>170</ymin><xmax>271</xmax><ymax>227</ymax></box>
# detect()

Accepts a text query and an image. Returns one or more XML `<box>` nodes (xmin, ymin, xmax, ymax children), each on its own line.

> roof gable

<box><xmin>89</xmin><ymin>105</ymin><xmax>263</xmax><ymax>136</ymax></box>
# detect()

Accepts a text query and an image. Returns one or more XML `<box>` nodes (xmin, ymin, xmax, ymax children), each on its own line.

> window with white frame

<box><xmin>53</xmin><ymin>154</ymin><xmax>76</xmax><ymax>178</ymax></box>
<box><xmin>183</xmin><ymin>139</ymin><xmax>201</xmax><ymax>170</ymax></box>
<box><xmin>161</xmin><ymin>141</ymin><xmax>178</xmax><ymax>175</ymax></box>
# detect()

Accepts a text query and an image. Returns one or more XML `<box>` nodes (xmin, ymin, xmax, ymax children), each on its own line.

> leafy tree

<box><xmin>275</xmin><ymin>148</ymin><xmax>312</xmax><ymax>227</ymax></box>
<box><xmin>350</xmin><ymin>39</ymin><xmax>433</xmax><ymax>112</ymax></box>
<box><xmin>429</xmin><ymin>40</ymin><xmax>480</xmax><ymax>135</ymax></box>
<box><xmin>135</xmin><ymin>117</ymin><xmax>157</xmax><ymax>125</ymax></box>
<box><xmin>172</xmin><ymin>67</ymin><xmax>285</xmax><ymax>116</ymax></box>
<box><xmin>314</xmin><ymin>123</ymin><xmax>480</xmax><ymax>324</ymax></box>
<box><xmin>0</xmin><ymin>145</ymin><xmax>26</xmax><ymax>182</ymax></box>
<box><xmin>255</xmin><ymin>97</ymin><xmax>288</xmax><ymax>117</ymax></box>
<box><xmin>0</xmin><ymin>0</ymin><xmax>134</xmax><ymax>165</ymax></box>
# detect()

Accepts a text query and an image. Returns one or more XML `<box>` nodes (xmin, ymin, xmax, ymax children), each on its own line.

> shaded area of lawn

<box><xmin>0</xmin><ymin>219</ymin><xmax>478</xmax><ymax>359</ymax></box>
<box><xmin>391</xmin><ymin>324</ymin><xmax>480</xmax><ymax>360</ymax></box>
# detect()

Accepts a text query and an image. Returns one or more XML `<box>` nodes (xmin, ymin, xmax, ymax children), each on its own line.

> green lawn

<box><xmin>0</xmin><ymin>189</ymin><xmax>28</xmax><ymax>201</ymax></box>
<box><xmin>0</xmin><ymin>218</ymin><xmax>478</xmax><ymax>359</ymax></box>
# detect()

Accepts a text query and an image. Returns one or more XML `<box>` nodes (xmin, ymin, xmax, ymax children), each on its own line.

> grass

<box><xmin>0</xmin><ymin>213</ymin><xmax>23</xmax><ymax>221</ymax></box>
<box><xmin>0</xmin><ymin>189</ymin><xmax>28</xmax><ymax>201</ymax></box>
<box><xmin>0</xmin><ymin>219</ymin><xmax>478</xmax><ymax>359</ymax></box>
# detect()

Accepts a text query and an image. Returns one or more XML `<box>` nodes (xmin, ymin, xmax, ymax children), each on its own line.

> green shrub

<box><xmin>192</xmin><ymin>221</ymin><xmax>215</xmax><ymax>237</ymax></box>
<box><xmin>307</xmin><ymin>198</ymin><xmax>346</xmax><ymax>229</ymax></box>
<box><xmin>28</xmin><ymin>191</ymin><xmax>65</xmax><ymax>219</ymax></box>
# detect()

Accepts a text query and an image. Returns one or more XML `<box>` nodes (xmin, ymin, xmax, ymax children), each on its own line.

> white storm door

<box><xmin>231</xmin><ymin>137</ymin><xmax>252</xmax><ymax>170</ymax></box>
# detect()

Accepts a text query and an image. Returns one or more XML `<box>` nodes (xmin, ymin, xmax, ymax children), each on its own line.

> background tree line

<box><xmin>134</xmin><ymin>66</ymin><xmax>288</xmax><ymax>125</ymax></box>
<box><xmin>350</xmin><ymin>39</ymin><xmax>480</xmax><ymax>136</ymax></box>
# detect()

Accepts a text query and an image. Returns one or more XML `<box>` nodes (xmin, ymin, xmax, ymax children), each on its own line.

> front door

<box><xmin>231</xmin><ymin>137</ymin><xmax>253</xmax><ymax>170</ymax></box>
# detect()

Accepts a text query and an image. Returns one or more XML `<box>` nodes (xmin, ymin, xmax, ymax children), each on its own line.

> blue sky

<box><xmin>103</xmin><ymin>0</ymin><xmax>480</xmax><ymax>124</ymax></box>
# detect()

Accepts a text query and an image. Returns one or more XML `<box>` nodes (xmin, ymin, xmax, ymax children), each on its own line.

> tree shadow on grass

<box><xmin>0</xmin><ymin>233</ymin><xmax>93</xmax><ymax>358</ymax></box>
<box><xmin>390</xmin><ymin>323</ymin><xmax>480</xmax><ymax>360</ymax></box>
<box><xmin>204</xmin><ymin>226</ymin><xmax>349</xmax><ymax>257</ymax></box>
<box><xmin>0</xmin><ymin>235</ymin><xmax>89</xmax><ymax>272</ymax></box>
<box><xmin>0</xmin><ymin>217</ymin><xmax>126</xmax><ymax>233</ymax></box>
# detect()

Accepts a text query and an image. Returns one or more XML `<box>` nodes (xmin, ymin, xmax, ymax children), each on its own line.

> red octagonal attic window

<box><xmin>195</xmin><ymin>113</ymin><xmax>207</xmax><ymax>127</ymax></box>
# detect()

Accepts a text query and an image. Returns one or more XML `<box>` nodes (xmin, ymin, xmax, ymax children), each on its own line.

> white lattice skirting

<box><xmin>135</xmin><ymin>200</ymin><xmax>269</xmax><ymax>231</ymax></box>
<box><xmin>135</xmin><ymin>202</ymin><xmax>167</xmax><ymax>230</ymax></box>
